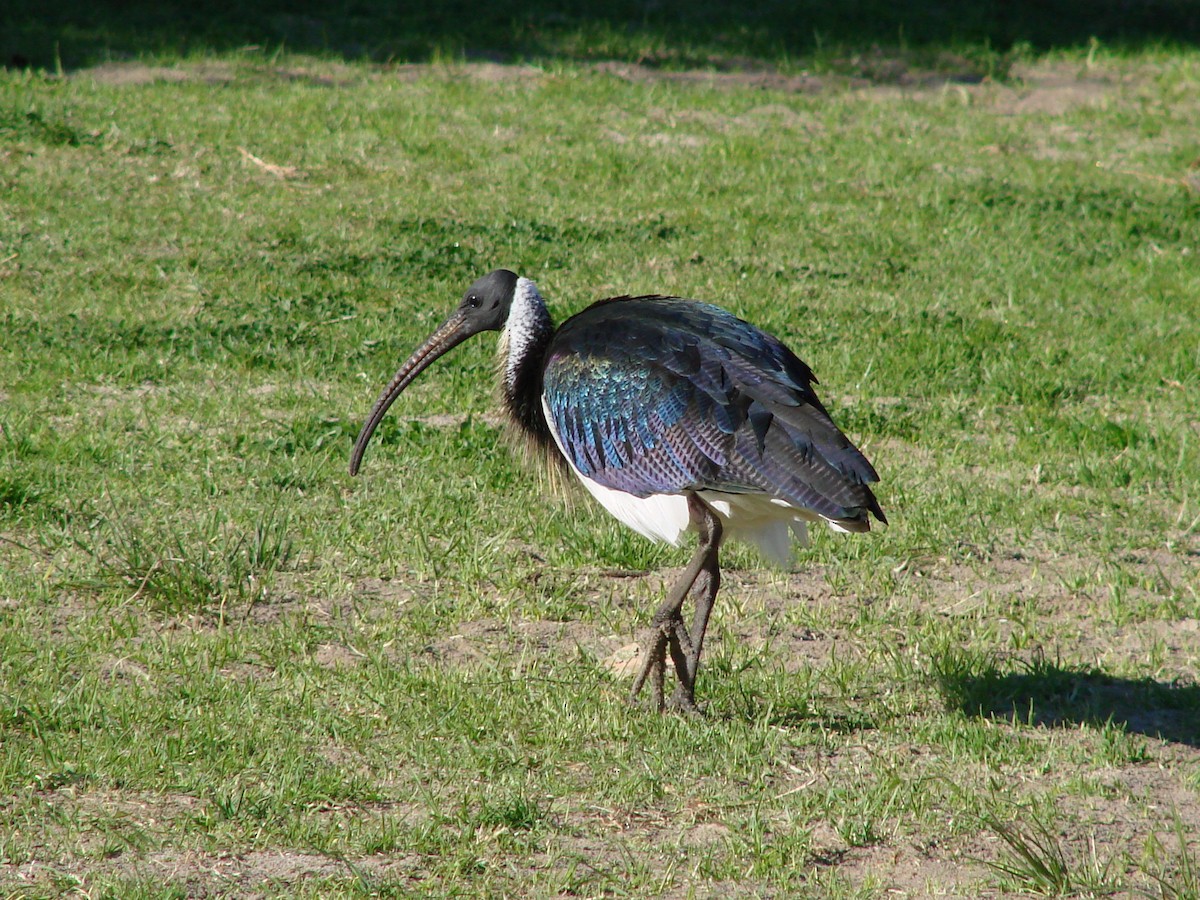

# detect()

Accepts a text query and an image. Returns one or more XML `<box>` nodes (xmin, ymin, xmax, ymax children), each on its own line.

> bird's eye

<box><xmin>467</xmin><ymin>294</ymin><xmax>480</xmax><ymax>309</ymax></box>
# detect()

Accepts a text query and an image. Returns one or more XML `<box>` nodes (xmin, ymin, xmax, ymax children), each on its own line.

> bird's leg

<box><xmin>668</xmin><ymin>566</ymin><xmax>720</xmax><ymax>710</ymax></box>
<box><xmin>627</xmin><ymin>542</ymin><xmax>707</xmax><ymax>710</ymax></box>
<box><xmin>629</xmin><ymin>496</ymin><xmax>722</xmax><ymax>713</ymax></box>
<box><xmin>669</xmin><ymin>505</ymin><xmax>722</xmax><ymax>713</ymax></box>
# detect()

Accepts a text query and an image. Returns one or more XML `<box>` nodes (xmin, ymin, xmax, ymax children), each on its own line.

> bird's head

<box><xmin>349</xmin><ymin>269</ymin><xmax>524</xmax><ymax>476</ymax></box>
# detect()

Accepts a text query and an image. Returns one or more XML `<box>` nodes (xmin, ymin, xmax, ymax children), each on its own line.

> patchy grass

<box><xmin>1</xmin><ymin>32</ymin><xmax>1199</xmax><ymax>900</ymax></box>
<box><xmin>6</xmin><ymin>0</ymin><xmax>1200</xmax><ymax>74</ymax></box>
<box><xmin>980</xmin><ymin>809</ymin><xmax>1127</xmax><ymax>896</ymax></box>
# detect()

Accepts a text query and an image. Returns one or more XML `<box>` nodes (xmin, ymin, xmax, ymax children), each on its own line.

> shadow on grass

<box><xmin>4</xmin><ymin>0</ymin><xmax>1199</xmax><ymax>72</ymax></box>
<box><xmin>934</xmin><ymin>650</ymin><xmax>1200</xmax><ymax>749</ymax></box>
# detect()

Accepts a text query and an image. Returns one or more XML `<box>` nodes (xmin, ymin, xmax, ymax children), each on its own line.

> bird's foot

<box><xmin>628</xmin><ymin>623</ymin><xmax>670</xmax><ymax>711</ymax></box>
<box><xmin>667</xmin><ymin>685</ymin><xmax>704</xmax><ymax>717</ymax></box>
<box><xmin>628</xmin><ymin>613</ymin><xmax>698</xmax><ymax>714</ymax></box>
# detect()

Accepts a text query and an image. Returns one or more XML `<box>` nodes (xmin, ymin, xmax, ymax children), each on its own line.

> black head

<box><xmin>348</xmin><ymin>269</ymin><xmax>520</xmax><ymax>476</ymax></box>
<box><xmin>457</xmin><ymin>268</ymin><xmax>518</xmax><ymax>332</ymax></box>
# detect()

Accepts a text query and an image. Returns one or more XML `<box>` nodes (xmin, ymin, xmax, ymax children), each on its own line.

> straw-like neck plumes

<box><xmin>497</xmin><ymin>276</ymin><xmax>555</xmax><ymax>448</ymax></box>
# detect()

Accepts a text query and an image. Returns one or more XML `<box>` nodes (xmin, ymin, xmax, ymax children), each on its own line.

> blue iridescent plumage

<box><xmin>542</xmin><ymin>295</ymin><xmax>885</xmax><ymax>529</ymax></box>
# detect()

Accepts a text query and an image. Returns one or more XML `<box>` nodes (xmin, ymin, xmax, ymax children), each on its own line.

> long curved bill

<box><xmin>349</xmin><ymin>310</ymin><xmax>473</xmax><ymax>476</ymax></box>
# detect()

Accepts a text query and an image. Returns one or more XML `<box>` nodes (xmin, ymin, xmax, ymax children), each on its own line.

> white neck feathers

<box><xmin>499</xmin><ymin>276</ymin><xmax>552</xmax><ymax>392</ymax></box>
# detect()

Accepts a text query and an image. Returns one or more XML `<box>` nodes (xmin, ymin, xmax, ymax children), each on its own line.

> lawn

<box><xmin>1</xmin><ymin>7</ymin><xmax>1199</xmax><ymax>897</ymax></box>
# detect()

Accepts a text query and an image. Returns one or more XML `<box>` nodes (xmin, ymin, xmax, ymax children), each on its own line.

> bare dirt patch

<box><xmin>312</xmin><ymin>641</ymin><xmax>366</xmax><ymax>669</ymax></box>
<box><xmin>80</xmin><ymin>60</ymin><xmax>367</xmax><ymax>88</ymax></box>
<box><xmin>998</xmin><ymin>61</ymin><xmax>1121</xmax><ymax>115</ymax></box>
<box><xmin>243</xmin><ymin>573</ymin><xmax>374</xmax><ymax>627</ymax></box>
<box><xmin>2</xmin><ymin>849</ymin><xmax>423</xmax><ymax>897</ymax></box>
<box><xmin>837</xmin><ymin>841</ymin><xmax>986</xmax><ymax>898</ymax></box>
<box><xmin>82</xmin><ymin>62</ymin><xmax>235</xmax><ymax>86</ymax></box>
<box><xmin>593</xmin><ymin>60</ymin><xmax>832</xmax><ymax>94</ymax></box>
<box><xmin>423</xmin><ymin>616</ymin><xmax>627</xmax><ymax>671</ymax></box>
<box><xmin>593</xmin><ymin>56</ymin><xmax>1137</xmax><ymax>117</ymax></box>
<box><xmin>76</xmin><ymin>57</ymin><xmax>1137</xmax><ymax>116</ymax></box>
<box><xmin>391</xmin><ymin>61</ymin><xmax>544</xmax><ymax>83</ymax></box>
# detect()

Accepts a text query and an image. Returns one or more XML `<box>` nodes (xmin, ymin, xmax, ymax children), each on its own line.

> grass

<box><xmin>6</xmin><ymin>1</ymin><xmax>1200</xmax><ymax>73</ymax></box>
<box><xmin>1</xmin><ymin>12</ymin><xmax>1200</xmax><ymax>899</ymax></box>
<box><xmin>72</xmin><ymin>499</ymin><xmax>295</xmax><ymax>610</ymax></box>
<box><xmin>980</xmin><ymin>810</ymin><xmax>1126</xmax><ymax>896</ymax></box>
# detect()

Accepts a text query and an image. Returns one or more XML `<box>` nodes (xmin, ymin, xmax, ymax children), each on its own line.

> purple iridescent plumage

<box><xmin>541</xmin><ymin>295</ymin><xmax>885</xmax><ymax>531</ymax></box>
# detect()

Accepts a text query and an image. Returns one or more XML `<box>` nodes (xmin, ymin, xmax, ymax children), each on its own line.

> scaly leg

<box><xmin>629</xmin><ymin>496</ymin><xmax>723</xmax><ymax>712</ymax></box>
<box><xmin>670</xmin><ymin>508</ymin><xmax>722</xmax><ymax>712</ymax></box>
<box><xmin>627</xmin><ymin>540</ymin><xmax>708</xmax><ymax>711</ymax></box>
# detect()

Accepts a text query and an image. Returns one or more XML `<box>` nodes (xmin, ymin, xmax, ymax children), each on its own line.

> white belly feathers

<box><xmin>541</xmin><ymin>398</ymin><xmax>823</xmax><ymax>566</ymax></box>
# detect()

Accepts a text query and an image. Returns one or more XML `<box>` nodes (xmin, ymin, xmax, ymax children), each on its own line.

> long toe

<box><xmin>628</xmin><ymin>626</ymin><xmax>670</xmax><ymax>710</ymax></box>
<box><xmin>628</xmin><ymin>614</ymin><xmax>707</xmax><ymax>715</ymax></box>
<box><xmin>667</xmin><ymin>684</ymin><xmax>704</xmax><ymax>717</ymax></box>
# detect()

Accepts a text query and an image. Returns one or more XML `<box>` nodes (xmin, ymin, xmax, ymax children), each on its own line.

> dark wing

<box><xmin>541</xmin><ymin>296</ymin><xmax>885</xmax><ymax>528</ymax></box>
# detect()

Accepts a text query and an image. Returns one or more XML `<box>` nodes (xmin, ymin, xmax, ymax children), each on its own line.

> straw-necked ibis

<box><xmin>350</xmin><ymin>269</ymin><xmax>885</xmax><ymax>713</ymax></box>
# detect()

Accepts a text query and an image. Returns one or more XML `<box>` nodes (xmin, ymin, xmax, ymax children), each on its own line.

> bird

<box><xmin>350</xmin><ymin>269</ymin><xmax>886</xmax><ymax>713</ymax></box>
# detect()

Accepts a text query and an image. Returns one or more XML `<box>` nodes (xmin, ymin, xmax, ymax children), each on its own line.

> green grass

<box><xmin>2</xmin><ymin>21</ymin><xmax>1200</xmax><ymax>900</ymax></box>
<box><xmin>6</xmin><ymin>0</ymin><xmax>1200</xmax><ymax>73</ymax></box>
<box><xmin>980</xmin><ymin>809</ymin><xmax>1127</xmax><ymax>896</ymax></box>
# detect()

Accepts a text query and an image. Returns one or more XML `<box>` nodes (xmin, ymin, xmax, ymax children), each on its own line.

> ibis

<box><xmin>350</xmin><ymin>270</ymin><xmax>886</xmax><ymax>713</ymax></box>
